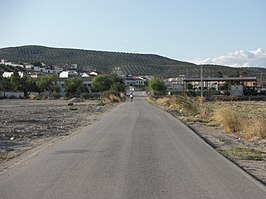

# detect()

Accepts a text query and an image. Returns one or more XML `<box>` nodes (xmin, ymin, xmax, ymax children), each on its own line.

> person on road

<box><xmin>130</xmin><ymin>93</ymin><xmax>133</xmax><ymax>102</ymax></box>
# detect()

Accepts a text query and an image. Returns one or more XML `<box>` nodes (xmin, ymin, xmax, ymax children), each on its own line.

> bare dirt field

<box><xmin>0</xmin><ymin>99</ymin><xmax>111</xmax><ymax>165</ymax></box>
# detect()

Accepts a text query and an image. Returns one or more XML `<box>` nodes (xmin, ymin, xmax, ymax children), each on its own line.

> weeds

<box><xmin>100</xmin><ymin>91</ymin><xmax>126</xmax><ymax>104</ymax></box>
<box><xmin>176</xmin><ymin>96</ymin><xmax>199</xmax><ymax>116</ymax></box>
<box><xmin>69</xmin><ymin>106</ymin><xmax>78</xmax><ymax>111</ymax></box>
<box><xmin>214</xmin><ymin>107</ymin><xmax>242</xmax><ymax>133</ymax></box>
<box><xmin>241</xmin><ymin>117</ymin><xmax>266</xmax><ymax>139</ymax></box>
<box><xmin>213</xmin><ymin>106</ymin><xmax>266</xmax><ymax>139</ymax></box>
<box><xmin>148</xmin><ymin>96</ymin><xmax>266</xmax><ymax>140</ymax></box>
<box><xmin>219</xmin><ymin>147</ymin><xmax>263</xmax><ymax>160</ymax></box>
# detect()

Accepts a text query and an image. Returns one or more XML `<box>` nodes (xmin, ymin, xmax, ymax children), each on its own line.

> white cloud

<box><xmin>189</xmin><ymin>48</ymin><xmax>266</xmax><ymax>68</ymax></box>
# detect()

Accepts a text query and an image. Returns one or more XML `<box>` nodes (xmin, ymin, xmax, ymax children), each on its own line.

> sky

<box><xmin>0</xmin><ymin>0</ymin><xmax>266</xmax><ymax>68</ymax></box>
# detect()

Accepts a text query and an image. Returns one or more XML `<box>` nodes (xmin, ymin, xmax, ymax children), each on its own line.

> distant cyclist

<box><xmin>130</xmin><ymin>93</ymin><xmax>133</xmax><ymax>102</ymax></box>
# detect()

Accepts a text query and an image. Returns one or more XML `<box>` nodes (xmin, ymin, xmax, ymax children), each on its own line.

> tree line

<box><xmin>0</xmin><ymin>70</ymin><xmax>167</xmax><ymax>99</ymax></box>
<box><xmin>0</xmin><ymin>71</ymin><xmax>127</xmax><ymax>98</ymax></box>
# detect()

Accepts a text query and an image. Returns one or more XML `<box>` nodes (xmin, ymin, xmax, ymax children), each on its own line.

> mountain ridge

<box><xmin>0</xmin><ymin>45</ymin><xmax>265</xmax><ymax>79</ymax></box>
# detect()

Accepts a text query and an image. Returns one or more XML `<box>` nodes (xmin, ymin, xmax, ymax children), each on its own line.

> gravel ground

<box><xmin>0</xmin><ymin>99</ymin><xmax>110</xmax><ymax>163</ymax></box>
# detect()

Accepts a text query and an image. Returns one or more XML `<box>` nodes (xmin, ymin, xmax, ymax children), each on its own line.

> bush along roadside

<box><xmin>147</xmin><ymin>96</ymin><xmax>266</xmax><ymax>140</ymax></box>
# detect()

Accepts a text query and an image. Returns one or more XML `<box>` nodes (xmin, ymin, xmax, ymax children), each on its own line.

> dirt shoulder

<box><xmin>0</xmin><ymin>99</ymin><xmax>113</xmax><ymax>166</ymax></box>
<box><xmin>188</xmin><ymin>122</ymin><xmax>266</xmax><ymax>185</ymax></box>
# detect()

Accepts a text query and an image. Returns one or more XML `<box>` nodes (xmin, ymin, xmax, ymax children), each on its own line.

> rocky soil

<box><xmin>0</xmin><ymin>99</ymin><xmax>110</xmax><ymax>164</ymax></box>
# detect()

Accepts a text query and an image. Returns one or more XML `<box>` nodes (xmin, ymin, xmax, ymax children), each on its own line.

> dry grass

<box><xmin>156</xmin><ymin>96</ymin><xmax>181</xmax><ymax>110</ymax></box>
<box><xmin>212</xmin><ymin>104</ymin><xmax>266</xmax><ymax>140</ymax></box>
<box><xmin>155</xmin><ymin>97</ymin><xmax>169</xmax><ymax>106</ymax></box>
<box><xmin>102</xmin><ymin>94</ymin><xmax>121</xmax><ymax>103</ymax></box>
<box><xmin>149</xmin><ymin>96</ymin><xmax>199</xmax><ymax>116</ymax></box>
<box><xmin>241</xmin><ymin>117</ymin><xmax>266</xmax><ymax>139</ymax></box>
<box><xmin>148</xmin><ymin>96</ymin><xmax>266</xmax><ymax>140</ymax></box>
<box><xmin>214</xmin><ymin>107</ymin><xmax>242</xmax><ymax>133</ymax></box>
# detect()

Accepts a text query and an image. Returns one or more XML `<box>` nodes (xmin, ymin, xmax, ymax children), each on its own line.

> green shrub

<box><xmin>176</xmin><ymin>96</ymin><xmax>199</xmax><ymax>116</ymax></box>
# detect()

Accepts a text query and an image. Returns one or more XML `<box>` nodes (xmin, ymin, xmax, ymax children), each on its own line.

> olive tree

<box><xmin>149</xmin><ymin>76</ymin><xmax>167</xmax><ymax>96</ymax></box>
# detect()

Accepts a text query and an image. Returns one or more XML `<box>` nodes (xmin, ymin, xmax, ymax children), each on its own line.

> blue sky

<box><xmin>0</xmin><ymin>0</ymin><xmax>266</xmax><ymax>67</ymax></box>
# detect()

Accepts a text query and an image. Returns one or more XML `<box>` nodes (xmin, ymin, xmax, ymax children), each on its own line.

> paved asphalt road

<box><xmin>0</xmin><ymin>92</ymin><xmax>265</xmax><ymax>199</ymax></box>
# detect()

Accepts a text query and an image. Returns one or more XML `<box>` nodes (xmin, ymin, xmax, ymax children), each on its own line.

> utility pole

<box><xmin>200</xmin><ymin>65</ymin><xmax>203</xmax><ymax>98</ymax></box>
<box><xmin>260</xmin><ymin>71</ymin><xmax>263</xmax><ymax>87</ymax></box>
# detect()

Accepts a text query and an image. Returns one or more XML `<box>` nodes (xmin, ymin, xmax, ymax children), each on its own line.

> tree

<box><xmin>50</xmin><ymin>85</ymin><xmax>61</xmax><ymax>93</ymax></box>
<box><xmin>109</xmin><ymin>74</ymin><xmax>125</xmax><ymax>92</ymax></box>
<box><xmin>149</xmin><ymin>76</ymin><xmax>167</xmax><ymax>96</ymax></box>
<box><xmin>10</xmin><ymin>70</ymin><xmax>22</xmax><ymax>92</ymax></box>
<box><xmin>217</xmin><ymin>71</ymin><xmax>223</xmax><ymax>78</ymax></box>
<box><xmin>92</xmin><ymin>74</ymin><xmax>125</xmax><ymax>92</ymax></box>
<box><xmin>10</xmin><ymin>73</ymin><xmax>39</xmax><ymax>97</ymax></box>
<box><xmin>0</xmin><ymin>78</ymin><xmax>11</xmax><ymax>97</ymax></box>
<box><xmin>25</xmin><ymin>77</ymin><xmax>39</xmax><ymax>93</ymax></box>
<box><xmin>184</xmin><ymin>83</ymin><xmax>193</xmax><ymax>90</ymax></box>
<box><xmin>36</xmin><ymin>74</ymin><xmax>57</xmax><ymax>93</ymax></box>
<box><xmin>65</xmin><ymin>77</ymin><xmax>83</xmax><ymax>94</ymax></box>
<box><xmin>19</xmin><ymin>77</ymin><xmax>39</xmax><ymax>97</ymax></box>
<box><xmin>92</xmin><ymin>74</ymin><xmax>112</xmax><ymax>92</ymax></box>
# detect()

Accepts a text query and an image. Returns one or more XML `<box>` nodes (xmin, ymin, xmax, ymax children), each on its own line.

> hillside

<box><xmin>0</xmin><ymin>45</ymin><xmax>266</xmax><ymax>79</ymax></box>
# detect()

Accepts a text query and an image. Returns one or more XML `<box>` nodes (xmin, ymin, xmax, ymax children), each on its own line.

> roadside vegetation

<box><xmin>92</xmin><ymin>74</ymin><xmax>126</xmax><ymax>104</ymax></box>
<box><xmin>148</xmin><ymin>96</ymin><xmax>266</xmax><ymax>140</ymax></box>
<box><xmin>149</xmin><ymin>76</ymin><xmax>167</xmax><ymax>97</ymax></box>
<box><xmin>219</xmin><ymin>147</ymin><xmax>264</xmax><ymax>161</ymax></box>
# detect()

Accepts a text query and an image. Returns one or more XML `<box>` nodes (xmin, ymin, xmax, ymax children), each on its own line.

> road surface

<box><xmin>0</xmin><ymin>92</ymin><xmax>265</xmax><ymax>199</ymax></box>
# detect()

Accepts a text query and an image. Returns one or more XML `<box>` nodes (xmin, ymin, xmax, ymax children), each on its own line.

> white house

<box><xmin>2</xmin><ymin>71</ymin><xmax>24</xmax><ymax>78</ymax></box>
<box><xmin>25</xmin><ymin>64</ymin><xmax>34</xmax><ymax>70</ymax></box>
<box><xmin>124</xmin><ymin>76</ymin><xmax>145</xmax><ymax>87</ymax></box>
<box><xmin>89</xmin><ymin>71</ymin><xmax>99</xmax><ymax>76</ymax></box>
<box><xmin>59</xmin><ymin>70</ymin><xmax>78</xmax><ymax>78</ymax></box>
<box><xmin>1</xmin><ymin>59</ymin><xmax>12</xmax><ymax>66</ymax></box>
<box><xmin>1</xmin><ymin>59</ymin><xmax>24</xmax><ymax>68</ymax></box>
<box><xmin>81</xmin><ymin>72</ymin><xmax>90</xmax><ymax>77</ymax></box>
<box><xmin>71</xmin><ymin>64</ymin><xmax>78</xmax><ymax>69</ymax></box>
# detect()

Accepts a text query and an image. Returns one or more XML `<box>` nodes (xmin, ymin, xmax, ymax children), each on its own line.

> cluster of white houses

<box><xmin>0</xmin><ymin>59</ymin><xmax>147</xmax><ymax>93</ymax></box>
<box><xmin>1</xmin><ymin>59</ymin><xmax>264</xmax><ymax>96</ymax></box>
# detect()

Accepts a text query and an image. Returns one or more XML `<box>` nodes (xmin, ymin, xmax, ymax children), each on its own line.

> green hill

<box><xmin>0</xmin><ymin>45</ymin><xmax>265</xmax><ymax>80</ymax></box>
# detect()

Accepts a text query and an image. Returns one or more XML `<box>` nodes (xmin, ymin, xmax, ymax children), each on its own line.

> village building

<box><xmin>124</xmin><ymin>76</ymin><xmax>145</xmax><ymax>87</ymax></box>
<box><xmin>2</xmin><ymin>71</ymin><xmax>24</xmax><ymax>78</ymax></box>
<box><xmin>59</xmin><ymin>70</ymin><xmax>79</xmax><ymax>78</ymax></box>
<box><xmin>183</xmin><ymin>77</ymin><xmax>257</xmax><ymax>96</ymax></box>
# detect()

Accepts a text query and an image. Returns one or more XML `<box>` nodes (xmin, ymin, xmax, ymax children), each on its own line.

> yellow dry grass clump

<box><xmin>155</xmin><ymin>97</ymin><xmax>169</xmax><ymax>105</ymax></box>
<box><xmin>103</xmin><ymin>94</ymin><xmax>121</xmax><ymax>103</ymax></box>
<box><xmin>241</xmin><ymin>117</ymin><xmax>266</xmax><ymax>139</ymax></box>
<box><xmin>148</xmin><ymin>96</ymin><xmax>266</xmax><ymax>140</ymax></box>
<box><xmin>154</xmin><ymin>97</ymin><xmax>181</xmax><ymax>110</ymax></box>
<box><xmin>214</xmin><ymin>107</ymin><xmax>242</xmax><ymax>133</ymax></box>
<box><xmin>214</xmin><ymin>106</ymin><xmax>266</xmax><ymax>139</ymax></box>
